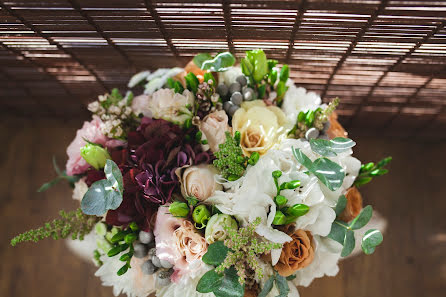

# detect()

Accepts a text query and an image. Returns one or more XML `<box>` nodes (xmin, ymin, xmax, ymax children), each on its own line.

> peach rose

<box><xmin>173</xmin><ymin>220</ymin><xmax>208</xmax><ymax>273</ymax></box>
<box><xmin>339</xmin><ymin>187</ymin><xmax>363</xmax><ymax>222</ymax></box>
<box><xmin>179</xmin><ymin>164</ymin><xmax>222</xmax><ymax>201</ymax></box>
<box><xmin>199</xmin><ymin>110</ymin><xmax>230</xmax><ymax>152</ymax></box>
<box><xmin>274</xmin><ymin>225</ymin><xmax>315</xmax><ymax>277</ymax></box>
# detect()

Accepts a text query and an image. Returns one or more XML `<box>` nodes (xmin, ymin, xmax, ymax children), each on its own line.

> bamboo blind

<box><xmin>1</xmin><ymin>0</ymin><xmax>445</xmax><ymax>139</ymax></box>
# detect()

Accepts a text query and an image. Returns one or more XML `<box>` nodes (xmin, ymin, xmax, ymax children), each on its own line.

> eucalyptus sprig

<box><xmin>354</xmin><ymin>156</ymin><xmax>392</xmax><ymax>187</ymax></box>
<box><xmin>11</xmin><ymin>208</ymin><xmax>98</xmax><ymax>246</ymax></box>
<box><xmin>327</xmin><ymin>196</ymin><xmax>383</xmax><ymax>257</ymax></box>
<box><xmin>270</xmin><ymin>170</ymin><xmax>309</xmax><ymax>225</ymax></box>
<box><xmin>213</xmin><ymin>131</ymin><xmax>260</xmax><ymax>181</ymax></box>
<box><xmin>258</xmin><ymin>271</ymin><xmax>290</xmax><ymax>297</ymax></box>
<box><xmin>37</xmin><ymin>156</ymin><xmax>80</xmax><ymax>192</ymax></box>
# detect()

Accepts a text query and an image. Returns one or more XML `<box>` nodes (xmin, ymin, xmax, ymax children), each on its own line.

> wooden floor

<box><xmin>1</xmin><ymin>116</ymin><xmax>445</xmax><ymax>297</ymax></box>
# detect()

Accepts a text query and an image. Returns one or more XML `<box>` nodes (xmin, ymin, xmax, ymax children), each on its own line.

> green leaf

<box><xmin>258</xmin><ymin>275</ymin><xmax>275</xmax><ymax>297</ymax></box>
<box><xmin>37</xmin><ymin>177</ymin><xmax>62</xmax><ymax>193</ymax></box>
<box><xmin>104</xmin><ymin>160</ymin><xmax>124</xmax><ymax>195</ymax></box>
<box><xmin>312</xmin><ymin>157</ymin><xmax>345</xmax><ymax>191</ymax></box>
<box><xmin>201</xmin><ymin>52</ymin><xmax>236</xmax><ymax>72</ymax></box>
<box><xmin>241</xmin><ymin>58</ymin><xmax>254</xmax><ymax>77</ymax></box>
<box><xmin>52</xmin><ymin>156</ymin><xmax>62</xmax><ymax>175</ymax></box>
<box><xmin>185</xmin><ymin>72</ymin><xmax>199</xmax><ymax>93</ymax></box>
<box><xmin>275</xmin><ymin>273</ymin><xmax>290</xmax><ymax>297</ymax></box>
<box><xmin>361</xmin><ymin>229</ymin><xmax>383</xmax><ymax>255</ymax></box>
<box><xmin>292</xmin><ymin>147</ymin><xmax>313</xmax><ymax>170</ymax></box>
<box><xmin>276</xmin><ymin>81</ymin><xmax>287</xmax><ymax>98</ymax></box>
<box><xmin>174</xmin><ymin>80</ymin><xmax>184</xmax><ymax>93</ymax></box>
<box><xmin>327</xmin><ymin>221</ymin><xmax>347</xmax><ymax>245</ymax></box>
<box><xmin>377</xmin><ymin>156</ymin><xmax>392</xmax><ymax>167</ymax></box>
<box><xmin>204</xmin><ymin>72</ymin><xmax>216</xmax><ymax>85</ymax></box>
<box><xmin>279</xmin><ymin>64</ymin><xmax>289</xmax><ymax>82</ymax></box>
<box><xmin>193</xmin><ymin>53</ymin><xmax>213</xmax><ymax>68</ymax></box>
<box><xmin>350</xmin><ymin>205</ymin><xmax>373</xmax><ymax>230</ymax></box>
<box><xmin>196</xmin><ymin>269</ymin><xmax>224</xmax><ymax>293</ymax></box>
<box><xmin>286</xmin><ymin>274</ymin><xmax>296</xmax><ymax>281</ymax></box>
<box><xmin>310</xmin><ymin>137</ymin><xmax>356</xmax><ymax>157</ymax></box>
<box><xmin>202</xmin><ymin>241</ymin><xmax>230</xmax><ymax>266</ymax></box>
<box><xmin>246</xmin><ymin>49</ymin><xmax>268</xmax><ymax>82</ymax></box>
<box><xmin>335</xmin><ymin>195</ymin><xmax>347</xmax><ymax>216</ymax></box>
<box><xmin>341</xmin><ymin>229</ymin><xmax>355</xmax><ymax>257</ymax></box>
<box><xmin>258</xmin><ymin>84</ymin><xmax>266</xmax><ymax>99</ymax></box>
<box><xmin>267</xmin><ymin>59</ymin><xmax>278</xmax><ymax>71</ymax></box>
<box><xmin>354</xmin><ymin>177</ymin><xmax>372</xmax><ymax>187</ymax></box>
<box><xmin>81</xmin><ymin>179</ymin><xmax>123</xmax><ymax>216</ymax></box>
<box><xmin>213</xmin><ymin>267</ymin><xmax>245</xmax><ymax>297</ymax></box>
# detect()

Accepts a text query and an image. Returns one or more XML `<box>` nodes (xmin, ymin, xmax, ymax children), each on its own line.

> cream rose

<box><xmin>232</xmin><ymin>100</ymin><xmax>290</xmax><ymax>156</ymax></box>
<box><xmin>199</xmin><ymin>110</ymin><xmax>230</xmax><ymax>152</ymax></box>
<box><xmin>148</xmin><ymin>88</ymin><xmax>194</xmax><ymax>124</ymax></box>
<box><xmin>179</xmin><ymin>165</ymin><xmax>222</xmax><ymax>201</ymax></box>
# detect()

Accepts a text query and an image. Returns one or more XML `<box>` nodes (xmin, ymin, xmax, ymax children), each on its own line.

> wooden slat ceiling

<box><xmin>1</xmin><ymin>0</ymin><xmax>445</xmax><ymax>139</ymax></box>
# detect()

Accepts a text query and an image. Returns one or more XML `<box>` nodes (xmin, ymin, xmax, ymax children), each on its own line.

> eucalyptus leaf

<box><xmin>312</xmin><ymin>157</ymin><xmax>345</xmax><ymax>191</ymax></box>
<box><xmin>196</xmin><ymin>269</ymin><xmax>224</xmax><ymax>293</ymax></box>
<box><xmin>201</xmin><ymin>52</ymin><xmax>236</xmax><ymax>72</ymax></box>
<box><xmin>81</xmin><ymin>179</ymin><xmax>123</xmax><ymax>216</ymax></box>
<box><xmin>341</xmin><ymin>229</ymin><xmax>355</xmax><ymax>257</ymax></box>
<box><xmin>258</xmin><ymin>275</ymin><xmax>275</xmax><ymax>297</ymax></box>
<box><xmin>292</xmin><ymin>147</ymin><xmax>313</xmax><ymax>170</ymax></box>
<box><xmin>104</xmin><ymin>160</ymin><xmax>124</xmax><ymax>194</ymax></box>
<box><xmin>193</xmin><ymin>53</ymin><xmax>212</xmax><ymax>68</ymax></box>
<box><xmin>213</xmin><ymin>267</ymin><xmax>244</xmax><ymax>297</ymax></box>
<box><xmin>327</xmin><ymin>221</ymin><xmax>347</xmax><ymax>245</ymax></box>
<box><xmin>292</xmin><ymin>148</ymin><xmax>345</xmax><ymax>191</ymax></box>
<box><xmin>350</xmin><ymin>205</ymin><xmax>373</xmax><ymax>230</ymax></box>
<box><xmin>202</xmin><ymin>241</ymin><xmax>230</xmax><ymax>266</ymax></box>
<box><xmin>310</xmin><ymin>137</ymin><xmax>356</xmax><ymax>157</ymax></box>
<box><xmin>361</xmin><ymin>229</ymin><xmax>383</xmax><ymax>255</ymax></box>
<box><xmin>335</xmin><ymin>195</ymin><xmax>347</xmax><ymax>216</ymax></box>
<box><xmin>275</xmin><ymin>273</ymin><xmax>290</xmax><ymax>297</ymax></box>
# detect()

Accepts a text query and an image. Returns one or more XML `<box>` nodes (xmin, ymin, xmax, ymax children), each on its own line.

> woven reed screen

<box><xmin>1</xmin><ymin>0</ymin><xmax>445</xmax><ymax>139</ymax></box>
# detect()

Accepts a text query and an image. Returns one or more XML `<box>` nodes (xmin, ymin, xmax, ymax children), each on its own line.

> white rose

<box><xmin>281</xmin><ymin>84</ymin><xmax>322</xmax><ymax>123</ymax></box>
<box><xmin>199</xmin><ymin>110</ymin><xmax>230</xmax><ymax>152</ymax></box>
<box><xmin>148</xmin><ymin>88</ymin><xmax>194</xmax><ymax>124</ymax></box>
<box><xmin>180</xmin><ymin>165</ymin><xmax>222</xmax><ymax>201</ymax></box>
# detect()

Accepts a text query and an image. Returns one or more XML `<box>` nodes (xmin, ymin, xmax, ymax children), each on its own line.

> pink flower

<box><xmin>66</xmin><ymin>116</ymin><xmax>108</xmax><ymax>176</ymax></box>
<box><xmin>199</xmin><ymin>110</ymin><xmax>230</xmax><ymax>152</ymax></box>
<box><xmin>153</xmin><ymin>206</ymin><xmax>208</xmax><ymax>281</ymax></box>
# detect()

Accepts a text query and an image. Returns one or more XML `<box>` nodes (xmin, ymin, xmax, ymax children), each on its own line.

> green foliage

<box><xmin>10</xmin><ymin>208</ymin><xmax>98</xmax><ymax>246</ymax></box>
<box><xmin>81</xmin><ymin>160</ymin><xmax>124</xmax><ymax>216</ymax></box>
<box><xmin>310</xmin><ymin>137</ymin><xmax>356</xmax><ymax>157</ymax></box>
<box><xmin>270</xmin><ymin>170</ymin><xmax>309</xmax><ymax>225</ymax></box>
<box><xmin>361</xmin><ymin>229</ymin><xmax>383</xmax><ymax>255</ymax></box>
<box><xmin>202</xmin><ymin>241</ymin><xmax>230</xmax><ymax>266</ymax></box>
<box><xmin>215</xmin><ymin>218</ymin><xmax>281</xmax><ymax>284</ymax></box>
<box><xmin>258</xmin><ymin>272</ymin><xmax>290</xmax><ymax>297</ymax></box>
<box><xmin>200</xmin><ymin>52</ymin><xmax>236</xmax><ymax>72</ymax></box>
<box><xmin>288</xmin><ymin>98</ymin><xmax>339</xmax><ymax>138</ymax></box>
<box><xmin>185</xmin><ymin>72</ymin><xmax>199</xmax><ymax>93</ymax></box>
<box><xmin>193</xmin><ymin>53</ymin><xmax>213</xmax><ymax>68</ymax></box>
<box><xmin>106</xmin><ymin>223</ymin><xmax>139</xmax><ymax>276</ymax></box>
<box><xmin>327</xmin><ymin>197</ymin><xmax>383</xmax><ymax>257</ymax></box>
<box><xmin>197</xmin><ymin>269</ymin><xmax>224</xmax><ymax>293</ymax></box>
<box><xmin>293</xmin><ymin>148</ymin><xmax>345</xmax><ymax>191</ymax></box>
<box><xmin>354</xmin><ymin>156</ymin><xmax>392</xmax><ymax>187</ymax></box>
<box><xmin>37</xmin><ymin>156</ymin><xmax>80</xmax><ymax>192</ymax></box>
<box><xmin>213</xmin><ymin>132</ymin><xmax>249</xmax><ymax>180</ymax></box>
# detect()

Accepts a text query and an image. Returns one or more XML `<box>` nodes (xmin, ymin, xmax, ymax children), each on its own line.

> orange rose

<box><xmin>274</xmin><ymin>225</ymin><xmax>315</xmax><ymax>277</ymax></box>
<box><xmin>339</xmin><ymin>187</ymin><xmax>363</xmax><ymax>222</ymax></box>
<box><xmin>327</xmin><ymin>112</ymin><xmax>347</xmax><ymax>139</ymax></box>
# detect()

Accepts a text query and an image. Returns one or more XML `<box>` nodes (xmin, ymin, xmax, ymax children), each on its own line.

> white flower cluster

<box><xmin>88</xmin><ymin>92</ymin><xmax>134</xmax><ymax>138</ymax></box>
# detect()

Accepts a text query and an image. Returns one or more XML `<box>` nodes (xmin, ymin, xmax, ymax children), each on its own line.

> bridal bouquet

<box><xmin>11</xmin><ymin>49</ymin><xmax>391</xmax><ymax>297</ymax></box>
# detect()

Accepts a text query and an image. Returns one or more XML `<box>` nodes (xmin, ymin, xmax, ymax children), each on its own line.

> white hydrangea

<box><xmin>281</xmin><ymin>84</ymin><xmax>322</xmax><ymax>123</ymax></box>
